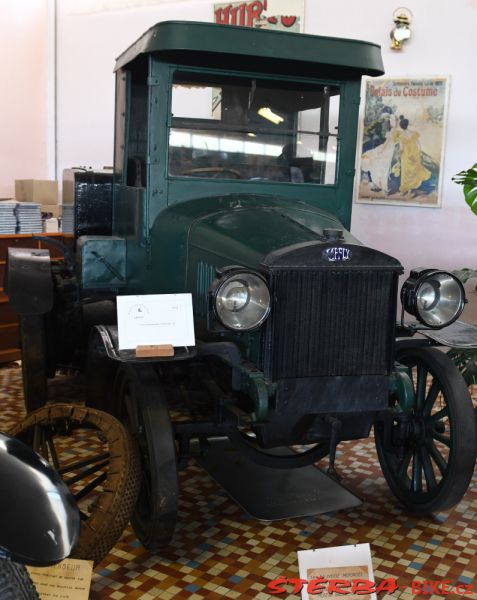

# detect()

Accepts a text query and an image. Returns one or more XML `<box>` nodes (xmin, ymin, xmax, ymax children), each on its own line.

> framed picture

<box><xmin>356</xmin><ymin>76</ymin><xmax>450</xmax><ymax>207</ymax></box>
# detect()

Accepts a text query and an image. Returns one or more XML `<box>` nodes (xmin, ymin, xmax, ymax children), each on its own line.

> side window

<box><xmin>125</xmin><ymin>63</ymin><xmax>148</xmax><ymax>188</ymax></box>
<box><xmin>168</xmin><ymin>72</ymin><xmax>340</xmax><ymax>185</ymax></box>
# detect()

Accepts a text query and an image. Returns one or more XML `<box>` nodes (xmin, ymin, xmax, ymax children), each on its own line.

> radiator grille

<box><xmin>262</xmin><ymin>268</ymin><xmax>398</xmax><ymax>380</ymax></box>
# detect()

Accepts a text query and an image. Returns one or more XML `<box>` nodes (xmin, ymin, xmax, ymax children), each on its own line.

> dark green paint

<box><xmin>114</xmin><ymin>21</ymin><xmax>384</xmax><ymax>78</ymax></box>
<box><xmin>77</xmin><ymin>236</ymin><xmax>126</xmax><ymax>290</ymax></box>
<box><xmin>389</xmin><ymin>364</ymin><xmax>415</xmax><ymax>412</ymax></box>
<box><xmin>80</xmin><ymin>22</ymin><xmax>385</xmax><ymax>360</ymax></box>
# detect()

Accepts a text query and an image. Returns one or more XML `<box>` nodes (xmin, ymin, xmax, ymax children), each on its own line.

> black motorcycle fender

<box><xmin>0</xmin><ymin>433</ymin><xmax>80</xmax><ymax>566</ymax></box>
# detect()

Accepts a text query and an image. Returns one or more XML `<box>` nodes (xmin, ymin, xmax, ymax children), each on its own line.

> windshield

<box><xmin>168</xmin><ymin>72</ymin><xmax>340</xmax><ymax>185</ymax></box>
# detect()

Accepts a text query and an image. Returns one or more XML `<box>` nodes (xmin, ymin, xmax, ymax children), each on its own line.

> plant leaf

<box><xmin>453</xmin><ymin>268</ymin><xmax>477</xmax><ymax>284</ymax></box>
<box><xmin>463</xmin><ymin>183</ymin><xmax>477</xmax><ymax>214</ymax></box>
<box><xmin>452</xmin><ymin>163</ymin><xmax>477</xmax><ymax>185</ymax></box>
<box><xmin>453</xmin><ymin>163</ymin><xmax>477</xmax><ymax>215</ymax></box>
<box><xmin>447</xmin><ymin>348</ymin><xmax>477</xmax><ymax>384</ymax></box>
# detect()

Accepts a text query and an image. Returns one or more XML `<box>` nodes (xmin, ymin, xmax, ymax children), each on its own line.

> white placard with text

<box><xmin>297</xmin><ymin>543</ymin><xmax>376</xmax><ymax>600</ymax></box>
<box><xmin>116</xmin><ymin>293</ymin><xmax>195</xmax><ymax>350</ymax></box>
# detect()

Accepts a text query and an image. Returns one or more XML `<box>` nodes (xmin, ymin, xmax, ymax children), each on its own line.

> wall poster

<box><xmin>214</xmin><ymin>0</ymin><xmax>305</xmax><ymax>32</ymax></box>
<box><xmin>356</xmin><ymin>77</ymin><xmax>449</xmax><ymax>207</ymax></box>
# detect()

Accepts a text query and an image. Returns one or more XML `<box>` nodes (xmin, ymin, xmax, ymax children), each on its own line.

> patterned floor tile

<box><xmin>1</xmin><ymin>363</ymin><xmax>476</xmax><ymax>599</ymax></box>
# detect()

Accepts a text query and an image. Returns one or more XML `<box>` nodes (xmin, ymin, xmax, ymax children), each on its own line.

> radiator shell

<box><xmin>260</xmin><ymin>242</ymin><xmax>403</xmax><ymax>381</ymax></box>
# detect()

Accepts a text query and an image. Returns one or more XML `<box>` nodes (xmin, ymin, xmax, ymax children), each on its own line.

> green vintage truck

<box><xmin>6</xmin><ymin>22</ymin><xmax>477</xmax><ymax>551</ymax></box>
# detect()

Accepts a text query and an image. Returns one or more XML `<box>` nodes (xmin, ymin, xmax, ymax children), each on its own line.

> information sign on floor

<box><xmin>27</xmin><ymin>558</ymin><xmax>93</xmax><ymax>600</ymax></box>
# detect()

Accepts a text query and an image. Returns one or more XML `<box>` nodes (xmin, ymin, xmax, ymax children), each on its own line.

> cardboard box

<box><xmin>43</xmin><ymin>217</ymin><xmax>59</xmax><ymax>233</ymax></box>
<box><xmin>15</xmin><ymin>179</ymin><xmax>58</xmax><ymax>204</ymax></box>
<box><xmin>41</xmin><ymin>204</ymin><xmax>62</xmax><ymax>217</ymax></box>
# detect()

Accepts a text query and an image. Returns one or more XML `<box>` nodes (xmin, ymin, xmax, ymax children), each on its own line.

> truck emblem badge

<box><xmin>323</xmin><ymin>247</ymin><xmax>352</xmax><ymax>262</ymax></box>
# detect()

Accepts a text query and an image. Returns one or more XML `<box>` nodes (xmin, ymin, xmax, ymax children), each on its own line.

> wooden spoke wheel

<box><xmin>114</xmin><ymin>364</ymin><xmax>179</xmax><ymax>552</ymax></box>
<box><xmin>9</xmin><ymin>404</ymin><xmax>140</xmax><ymax>565</ymax></box>
<box><xmin>375</xmin><ymin>348</ymin><xmax>477</xmax><ymax>514</ymax></box>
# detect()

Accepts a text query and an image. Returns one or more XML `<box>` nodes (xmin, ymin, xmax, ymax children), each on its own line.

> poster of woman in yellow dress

<box><xmin>357</xmin><ymin>77</ymin><xmax>449</xmax><ymax>207</ymax></box>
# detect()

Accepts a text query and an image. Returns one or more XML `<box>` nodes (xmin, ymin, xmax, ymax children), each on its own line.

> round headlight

<box><xmin>401</xmin><ymin>269</ymin><xmax>466</xmax><ymax>328</ymax></box>
<box><xmin>214</xmin><ymin>271</ymin><xmax>270</xmax><ymax>331</ymax></box>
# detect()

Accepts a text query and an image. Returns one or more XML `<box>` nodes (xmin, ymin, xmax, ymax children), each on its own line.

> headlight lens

<box><xmin>401</xmin><ymin>269</ymin><xmax>465</xmax><ymax>328</ymax></box>
<box><xmin>214</xmin><ymin>271</ymin><xmax>270</xmax><ymax>331</ymax></box>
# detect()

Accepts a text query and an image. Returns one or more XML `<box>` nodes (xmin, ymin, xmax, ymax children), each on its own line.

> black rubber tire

<box><xmin>0</xmin><ymin>560</ymin><xmax>39</xmax><ymax>600</ymax></box>
<box><xmin>114</xmin><ymin>364</ymin><xmax>179</xmax><ymax>552</ymax></box>
<box><xmin>19</xmin><ymin>314</ymin><xmax>49</xmax><ymax>413</ymax></box>
<box><xmin>9</xmin><ymin>404</ymin><xmax>141</xmax><ymax>565</ymax></box>
<box><xmin>375</xmin><ymin>347</ymin><xmax>477</xmax><ymax>514</ymax></box>
<box><xmin>84</xmin><ymin>327</ymin><xmax>118</xmax><ymax>413</ymax></box>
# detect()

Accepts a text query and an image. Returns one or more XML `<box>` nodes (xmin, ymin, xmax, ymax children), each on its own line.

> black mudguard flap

<box><xmin>420</xmin><ymin>320</ymin><xmax>477</xmax><ymax>349</ymax></box>
<box><xmin>6</xmin><ymin>248</ymin><xmax>53</xmax><ymax>315</ymax></box>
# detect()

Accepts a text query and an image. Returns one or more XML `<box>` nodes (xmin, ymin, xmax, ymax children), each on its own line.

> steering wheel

<box><xmin>180</xmin><ymin>167</ymin><xmax>242</xmax><ymax>179</ymax></box>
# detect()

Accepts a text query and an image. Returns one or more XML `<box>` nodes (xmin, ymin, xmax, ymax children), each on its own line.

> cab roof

<box><xmin>114</xmin><ymin>20</ymin><xmax>384</xmax><ymax>79</ymax></box>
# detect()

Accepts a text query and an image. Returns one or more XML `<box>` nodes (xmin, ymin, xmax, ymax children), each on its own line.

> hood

<box><xmin>187</xmin><ymin>197</ymin><xmax>360</xmax><ymax>269</ymax></box>
<box><xmin>149</xmin><ymin>193</ymin><xmax>362</xmax><ymax>295</ymax></box>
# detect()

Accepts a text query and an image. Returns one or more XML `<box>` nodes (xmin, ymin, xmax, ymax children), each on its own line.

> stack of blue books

<box><xmin>0</xmin><ymin>201</ymin><xmax>18</xmax><ymax>234</ymax></box>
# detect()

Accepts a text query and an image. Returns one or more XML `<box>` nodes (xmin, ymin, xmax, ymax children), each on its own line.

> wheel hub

<box><xmin>411</xmin><ymin>416</ymin><xmax>426</xmax><ymax>443</ymax></box>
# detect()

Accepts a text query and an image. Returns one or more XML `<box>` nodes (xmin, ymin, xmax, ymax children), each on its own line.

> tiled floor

<box><xmin>1</xmin><ymin>362</ymin><xmax>476</xmax><ymax>599</ymax></box>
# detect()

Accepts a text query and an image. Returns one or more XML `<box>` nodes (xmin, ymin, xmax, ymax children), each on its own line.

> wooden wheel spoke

<box><xmin>426</xmin><ymin>439</ymin><xmax>447</xmax><ymax>476</ymax></box>
<box><xmin>411</xmin><ymin>449</ymin><xmax>423</xmax><ymax>492</ymax></box>
<box><xmin>40</xmin><ymin>434</ymin><xmax>50</xmax><ymax>461</ymax></box>
<box><xmin>420</xmin><ymin>446</ymin><xmax>437</xmax><ymax>491</ymax></box>
<box><xmin>59</xmin><ymin>452</ymin><xmax>110</xmax><ymax>476</ymax></box>
<box><xmin>33</xmin><ymin>425</ymin><xmax>47</xmax><ymax>457</ymax></box>
<box><xmin>432</xmin><ymin>432</ymin><xmax>451</xmax><ymax>447</ymax></box>
<box><xmin>430</xmin><ymin>406</ymin><xmax>449</xmax><ymax>423</ymax></box>
<box><xmin>74</xmin><ymin>472</ymin><xmax>108</xmax><ymax>502</ymax></box>
<box><xmin>423</xmin><ymin>381</ymin><xmax>440</xmax><ymax>415</ymax></box>
<box><xmin>415</xmin><ymin>364</ymin><xmax>428</xmax><ymax>411</ymax></box>
<box><xmin>47</xmin><ymin>437</ymin><xmax>61</xmax><ymax>470</ymax></box>
<box><xmin>397</xmin><ymin>447</ymin><xmax>413</xmax><ymax>479</ymax></box>
<box><xmin>64</xmin><ymin>459</ymin><xmax>110</xmax><ymax>487</ymax></box>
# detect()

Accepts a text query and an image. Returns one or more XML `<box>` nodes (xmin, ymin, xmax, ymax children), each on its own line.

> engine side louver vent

<box><xmin>195</xmin><ymin>261</ymin><xmax>217</xmax><ymax>318</ymax></box>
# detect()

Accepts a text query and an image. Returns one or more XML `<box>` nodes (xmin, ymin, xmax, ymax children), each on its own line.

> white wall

<box><xmin>0</xmin><ymin>1</ymin><xmax>50</xmax><ymax>198</ymax></box>
<box><xmin>307</xmin><ymin>0</ymin><xmax>477</xmax><ymax>275</ymax></box>
<box><xmin>2</xmin><ymin>0</ymin><xmax>477</xmax><ymax>278</ymax></box>
<box><xmin>313</xmin><ymin>0</ymin><xmax>477</xmax><ymax>275</ymax></box>
<box><xmin>56</xmin><ymin>0</ymin><xmax>212</xmax><ymax>174</ymax></box>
